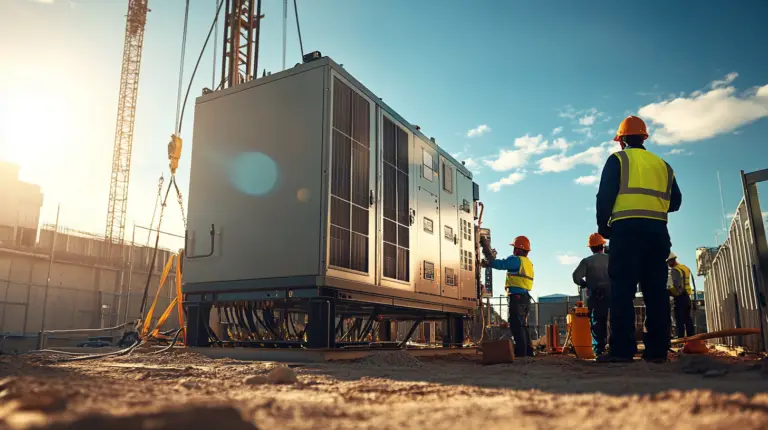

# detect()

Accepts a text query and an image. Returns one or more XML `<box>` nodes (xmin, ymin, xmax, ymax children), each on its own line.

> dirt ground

<box><xmin>0</xmin><ymin>349</ymin><xmax>767</xmax><ymax>430</ymax></box>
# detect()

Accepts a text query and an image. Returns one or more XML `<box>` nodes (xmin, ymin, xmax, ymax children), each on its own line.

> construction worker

<box><xmin>667</xmin><ymin>252</ymin><xmax>695</xmax><ymax>338</ymax></box>
<box><xmin>595</xmin><ymin>116</ymin><xmax>682</xmax><ymax>363</ymax></box>
<box><xmin>480</xmin><ymin>235</ymin><xmax>535</xmax><ymax>357</ymax></box>
<box><xmin>572</xmin><ymin>233</ymin><xmax>611</xmax><ymax>356</ymax></box>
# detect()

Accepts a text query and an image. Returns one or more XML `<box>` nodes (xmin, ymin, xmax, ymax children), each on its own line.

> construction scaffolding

<box><xmin>697</xmin><ymin>168</ymin><xmax>768</xmax><ymax>352</ymax></box>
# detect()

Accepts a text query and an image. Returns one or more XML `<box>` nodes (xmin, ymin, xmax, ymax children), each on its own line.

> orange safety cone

<box><xmin>681</xmin><ymin>339</ymin><xmax>708</xmax><ymax>355</ymax></box>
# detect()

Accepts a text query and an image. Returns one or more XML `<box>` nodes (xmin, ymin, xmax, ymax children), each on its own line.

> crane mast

<box><xmin>105</xmin><ymin>0</ymin><xmax>149</xmax><ymax>256</ymax></box>
<box><xmin>221</xmin><ymin>0</ymin><xmax>263</xmax><ymax>89</ymax></box>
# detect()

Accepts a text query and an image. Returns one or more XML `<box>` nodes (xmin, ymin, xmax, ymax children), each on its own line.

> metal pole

<box><xmin>213</xmin><ymin>0</ymin><xmax>218</xmax><ymax>89</ymax></box>
<box><xmin>254</xmin><ymin>0</ymin><xmax>262</xmax><ymax>74</ymax></box>
<box><xmin>39</xmin><ymin>204</ymin><xmax>60</xmax><ymax>333</ymax></box>
<box><xmin>282</xmin><ymin>0</ymin><xmax>287</xmax><ymax>70</ymax></box>
<box><xmin>123</xmin><ymin>224</ymin><xmax>136</xmax><ymax>324</ymax></box>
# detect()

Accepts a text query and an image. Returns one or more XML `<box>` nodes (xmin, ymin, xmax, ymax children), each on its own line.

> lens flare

<box><xmin>228</xmin><ymin>152</ymin><xmax>279</xmax><ymax>196</ymax></box>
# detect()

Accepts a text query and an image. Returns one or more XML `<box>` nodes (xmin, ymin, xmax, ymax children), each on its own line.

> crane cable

<box><xmin>293</xmin><ymin>0</ymin><xmax>304</xmax><ymax>58</ymax></box>
<box><xmin>178</xmin><ymin>0</ymin><xmax>225</xmax><ymax>133</ymax></box>
<box><xmin>174</xmin><ymin>0</ymin><xmax>191</xmax><ymax>135</ymax></box>
<box><xmin>137</xmin><ymin>0</ymin><xmax>223</xmax><ymax>331</ymax></box>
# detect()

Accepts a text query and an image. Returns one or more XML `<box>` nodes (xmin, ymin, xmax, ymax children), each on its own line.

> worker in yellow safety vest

<box><xmin>667</xmin><ymin>252</ymin><xmax>695</xmax><ymax>338</ymax></box>
<box><xmin>480</xmin><ymin>235</ymin><xmax>535</xmax><ymax>357</ymax></box>
<box><xmin>595</xmin><ymin>116</ymin><xmax>683</xmax><ymax>363</ymax></box>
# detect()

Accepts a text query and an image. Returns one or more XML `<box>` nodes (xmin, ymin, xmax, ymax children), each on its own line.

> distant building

<box><xmin>0</xmin><ymin>161</ymin><xmax>43</xmax><ymax>247</ymax></box>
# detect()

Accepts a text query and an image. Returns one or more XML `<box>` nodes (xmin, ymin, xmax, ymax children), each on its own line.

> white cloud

<box><xmin>484</xmin><ymin>134</ymin><xmax>548</xmax><ymax>171</ymax></box>
<box><xmin>467</xmin><ymin>124</ymin><xmax>491</xmax><ymax>138</ymax></box>
<box><xmin>557</xmin><ymin>254</ymin><xmax>581</xmax><ymax>265</ymax></box>
<box><xmin>552</xmin><ymin>137</ymin><xmax>570</xmax><ymax>151</ymax></box>
<box><xmin>488</xmin><ymin>171</ymin><xmax>526</xmax><ymax>192</ymax></box>
<box><xmin>538</xmin><ymin>141</ymin><xmax>615</xmax><ymax>173</ymax></box>
<box><xmin>666</xmin><ymin>148</ymin><xmax>693</xmax><ymax>156</ymax></box>
<box><xmin>711</xmin><ymin>72</ymin><xmax>739</xmax><ymax>89</ymax></box>
<box><xmin>579</xmin><ymin>114</ymin><xmax>596</xmax><ymax>126</ymax></box>
<box><xmin>638</xmin><ymin>72</ymin><xmax>768</xmax><ymax>145</ymax></box>
<box><xmin>462</xmin><ymin>158</ymin><xmax>480</xmax><ymax>172</ymax></box>
<box><xmin>573</xmin><ymin>127</ymin><xmax>594</xmax><ymax>139</ymax></box>
<box><xmin>574</xmin><ymin>175</ymin><xmax>599</xmax><ymax>185</ymax></box>
<box><xmin>558</xmin><ymin>106</ymin><xmax>578</xmax><ymax>119</ymax></box>
<box><xmin>552</xmin><ymin>126</ymin><xmax>563</xmax><ymax>135</ymax></box>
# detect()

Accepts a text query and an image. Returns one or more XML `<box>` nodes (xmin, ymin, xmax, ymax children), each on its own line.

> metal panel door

<box><xmin>325</xmin><ymin>73</ymin><xmax>376</xmax><ymax>285</ymax></box>
<box><xmin>415</xmin><ymin>188</ymin><xmax>440</xmax><ymax>295</ymax></box>
<box><xmin>456</xmin><ymin>171</ymin><xmax>476</xmax><ymax>301</ymax></box>
<box><xmin>439</xmin><ymin>156</ymin><xmax>459</xmax><ymax>299</ymax></box>
<box><xmin>378</xmin><ymin>113</ymin><xmax>414</xmax><ymax>291</ymax></box>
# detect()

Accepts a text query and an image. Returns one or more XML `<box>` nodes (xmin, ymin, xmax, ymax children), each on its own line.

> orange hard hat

<box><xmin>614</xmin><ymin>116</ymin><xmax>649</xmax><ymax>142</ymax></box>
<box><xmin>588</xmin><ymin>233</ymin><xmax>606</xmax><ymax>247</ymax></box>
<box><xmin>510</xmin><ymin>236</ymin><xmax>531</xmax><ymax>251</ymax></box>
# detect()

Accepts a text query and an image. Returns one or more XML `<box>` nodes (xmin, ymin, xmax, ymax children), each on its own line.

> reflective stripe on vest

<box><xmin>505</xmin><ymin>256</ymin><xmax>534</xmax><ymax>292</ymax></box>
<box><xmin>610</xmin><ymin>149</ymin><xmax>674</xmax><ymax>224</ymax></box>
<box><xmin>676</xmin><ymin>264</ymin><xmax>692</xmax><ymax>296</ymax></box>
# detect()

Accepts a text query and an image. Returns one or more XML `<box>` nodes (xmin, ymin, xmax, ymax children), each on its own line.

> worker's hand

<box><xmin>598</xmin><ymin>225</ymin><xmax>611</xmax><ymax>240</ymax></box>
<box><xmin>480</xmin><ymin>259</ymin><xmax>489</xmax><ymax>268</ymax></box>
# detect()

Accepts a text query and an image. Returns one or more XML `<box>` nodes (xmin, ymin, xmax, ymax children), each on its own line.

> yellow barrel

<box><xmin>568</xmin><ymin>301</ymin><xmax>595</xmax><ymax>359</ymax></box>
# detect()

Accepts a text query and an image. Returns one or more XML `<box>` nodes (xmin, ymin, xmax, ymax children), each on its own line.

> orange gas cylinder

<box><xmin>567</xmin><ymin>301</ymin><xmax>594</xmax><ymax>359</ymax></box>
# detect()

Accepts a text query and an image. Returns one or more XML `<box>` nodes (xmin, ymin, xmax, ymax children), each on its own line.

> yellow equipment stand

<box><xmin>567</xmin><ymin>301</ymin><xmax>595</xmax><ymax>359</ymax></box>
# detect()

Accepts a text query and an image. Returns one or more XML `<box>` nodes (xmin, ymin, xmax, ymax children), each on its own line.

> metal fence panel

<box><xmin>698</xmin><ymin>198</ymin><xmax>767</xmax><ymax>351</ymax></box>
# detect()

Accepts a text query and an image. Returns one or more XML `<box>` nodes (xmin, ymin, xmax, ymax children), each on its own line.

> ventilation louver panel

<box><xmin>330</xmin><ymin>78</ymin><xmax>370</xmax><ymax>273</ymax></box>
<box><xmin>382</xmin><ymin>117</ymin><xmax>410</xmax><ymax>282</ymax></box>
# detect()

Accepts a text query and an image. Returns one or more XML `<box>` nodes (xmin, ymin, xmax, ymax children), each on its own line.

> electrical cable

<box><xmin>178</xmin><ymin>0</ymin><xmax>225</xmax><ymax>133</ymax></box>
<box><xmin>151</xmin><ymin>328</ymin><xmax>183</xmax><ymax>354</ymax></box>
<box><xmin>292</xmin><ymin>0</ymin><xmax>304</xmax><ymax>58</ymax></box>
<box><xmin>54</xmin><ymin>340</ymin><xmax>144</xmax><ymax>363</ymax></box>
<box><xmin>174</xmin><ymin>0</ymin><xmax>191</xmax><ymax>134</ymax></box>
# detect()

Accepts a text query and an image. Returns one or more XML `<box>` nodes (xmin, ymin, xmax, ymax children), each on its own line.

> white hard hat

<box><xmin>667</xmin><ymin>252</ymin><xmax>677</xmax><ymax>261</ymax></box>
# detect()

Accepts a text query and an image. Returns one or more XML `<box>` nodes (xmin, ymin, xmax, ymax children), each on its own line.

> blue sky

<box><xmin>1</xmin><ymin>0</ymin><xmax>767</xmax><ymax>298</ymax></box>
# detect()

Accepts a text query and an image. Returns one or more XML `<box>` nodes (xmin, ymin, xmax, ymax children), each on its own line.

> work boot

<box><xmin>595</xmin><ymin>354</ymin><xmax>633</xmax><ymax>363</ymax></box>
<box><xmin>641</xmin><ymin>353</ymin><xmax>667</xmax><ymax>364</ymax></box>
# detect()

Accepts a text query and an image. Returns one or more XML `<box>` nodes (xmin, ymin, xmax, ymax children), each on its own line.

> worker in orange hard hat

<box><xmin>595</xmin><ymin>115</ymin><xmax>682</xmax><ymax>363</ymax></box>
<box><xmin>480</xmin><ymin>235</ymin><xmax>535</xmax><ymax>357</ymax></box>
<box><xmin>572</xmin><ymin>233</ymin><xmax>610</xmax><ymax>356</ymax></box>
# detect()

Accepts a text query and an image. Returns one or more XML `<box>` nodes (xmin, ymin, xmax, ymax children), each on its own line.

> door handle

<box><xmin>369</xmin><ymin>190</ymin><xmax>374</xmax><ymax>207</ymax></box>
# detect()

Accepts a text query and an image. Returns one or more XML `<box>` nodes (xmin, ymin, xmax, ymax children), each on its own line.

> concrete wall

<box><xmin>0</xmin><ymin>248</ymin><xmax>179</xmax><ymax>337</ymax></box>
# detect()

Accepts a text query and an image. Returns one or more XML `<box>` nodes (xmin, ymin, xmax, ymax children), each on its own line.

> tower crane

<box><xmin>105</xmin><ymin>0</ymin><xmax>149</xmax><ymax>257</ymax></box>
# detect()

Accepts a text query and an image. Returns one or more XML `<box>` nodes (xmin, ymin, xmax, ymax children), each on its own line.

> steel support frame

<box><xmin>183</xmin><ymin>285</ymin><xmax>471</xmax><ymax>349</ymax></box>
<box><xmin>741</xmin><ymin>168</ymin><xmax>768</xmax><ymax>350</ymax></box>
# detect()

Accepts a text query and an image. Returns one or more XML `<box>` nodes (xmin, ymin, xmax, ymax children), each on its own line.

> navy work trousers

<box><xmin>673</xmin><ymin>294</ymin><xmax>695</xmax><ymax>338</ymax></box>
<box><xmin>608</xmin><ymin>226</ymin><xmax>671</xmax><ymax>360</ymax></box>
<box><xmin>588</xmin><ymin>291</ymin><xmax>610</xmax><ymax>355</ymax></box>
<box><xmin>508</xmin><ymin>293</ymin><xmax>534</xmax><ymax>357</ymax></box>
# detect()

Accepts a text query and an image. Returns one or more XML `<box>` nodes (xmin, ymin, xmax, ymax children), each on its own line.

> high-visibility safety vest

<box><xmin>610</xmin><ymin>148</ymin><xmax>674</xmax><ymax>225</ymax></box>
<box><xmin>505</xmin><ymin>256</ymin><xmax>534</xmax><ymax>293</ymax></box>
<box><xmin>669</xmin><ymin>264</ymin><xmax>692</xmax><ymax>297</ymax></box>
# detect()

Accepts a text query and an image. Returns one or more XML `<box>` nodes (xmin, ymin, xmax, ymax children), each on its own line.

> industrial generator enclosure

<box><xmin>184</xmin><ymin>58</ymin><xmax>478</xmax><ymax>313</ymax></box>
